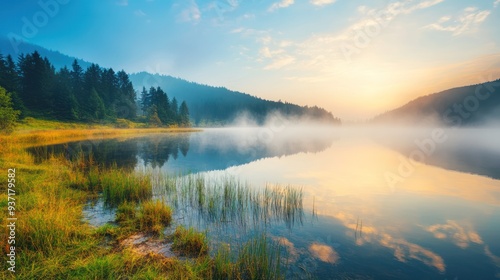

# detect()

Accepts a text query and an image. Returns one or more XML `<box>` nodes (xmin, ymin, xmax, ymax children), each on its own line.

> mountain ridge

<box><xmin>373</xmin><ymin>79</ymin><xmax>500</xmax><ymax>126</ymax></box>
<box><xmin>0</xmin><ymin>37</ymin><xmax>340</xmax><ymax>126</ymax></box>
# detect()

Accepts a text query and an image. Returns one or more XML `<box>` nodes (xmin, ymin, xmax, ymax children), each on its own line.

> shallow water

<box><xmin>30</xmin><ymin>127</ymin><xmax>500</xmax><ymax>279</ymax></box>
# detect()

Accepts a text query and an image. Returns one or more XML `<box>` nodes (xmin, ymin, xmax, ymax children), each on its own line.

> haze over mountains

<box><xmin>373</xmin><ymin>80</ymin><xmax>500</xmax><ymax>126</ymax></box>
<box><xmin>1</xmin><ymin>37</ymin><xmax>499</xmax><ymax>127</ymax></box>
<box><xmin>0</xmin><ymin>38</ymin><xmax>339</xmax><ymax>126</ymax></box>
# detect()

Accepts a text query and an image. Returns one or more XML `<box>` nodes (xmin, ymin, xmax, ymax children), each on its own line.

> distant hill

<box><xmin>373</xmin><ymin>80</ymin><xmax>500</xmax><ymax>126</ymax></box>
<box><xmin>0</xmin><ymin>36</ymin><xmax>91</xmax><ymax>70</ymax></box>
<box><xmin>129</xmin><ymin>72</ymin><xmax>340</xmax><ymax>126</ymax></box>
<box><xmin>0</xmin><ymin>37</ymin><xmax>340</xmax><ymax>126</ymax></box>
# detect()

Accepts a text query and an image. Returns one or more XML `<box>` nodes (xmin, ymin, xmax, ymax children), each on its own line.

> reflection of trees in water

<box><xmin>138</xmin><ymin>134</ymin><xmax>190</xmax><ymax>168</ymax></box>
<box><xmin>27</xmin><ymin>139</ymin><xmax>139</xmax><ymax>170</ymax></box>
<box><xmin>27</xmin><ymin>131</ymin><xmax>337</xmax><ymax>173</ymax></box>
<box><xmin>27</xmin><ymin>134</ymin><xmax>192</xmax><ymax>170</ymax></box>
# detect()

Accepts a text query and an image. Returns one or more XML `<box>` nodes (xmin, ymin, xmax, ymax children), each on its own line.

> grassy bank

<box><xmin>2</xmin><ymin>117</ymin><xmax>200</xmax><ymax>149</ymax></box>
<box><xmin>0</xmin><ymin>124</ymin><xmax>285</xmax><ymax>279</ymax></box>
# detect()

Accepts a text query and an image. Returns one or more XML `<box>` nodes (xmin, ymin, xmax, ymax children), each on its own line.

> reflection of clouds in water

<box><xmin>485</xmin><ymin>246</ymin><xmax>500</xmax><ymax>267</ymax></box>
<box><xmin>274</xmin><ymin>237</ymin><xmax>299</xmax><ymax>263</ymax></box>
<box><xmin>426</xmin><ymin>220</ymin><xmax>483</xmax><ymax>248</ymax></box>
<box><xmin>308</xmin><ymin>243</ymin><xmax>339</xmax><ymax>264</ymax></box>
<box><xmin>332</xmin><ymin>211</ymin><xmax>446</xmax><ymax>272</ymax></box>
<box><xmin>379</xmin><ymin>234</ymin><xmax>445</xmax><ymax>273</ymax></box>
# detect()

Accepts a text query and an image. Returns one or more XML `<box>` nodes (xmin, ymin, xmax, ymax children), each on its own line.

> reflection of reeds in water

<box><xmin>151</xmin><ymin>173</ymin><xmax>304</xmax><ymax>230</ymax></box>
<box><xmin>312</xmin><ymin>196</ymin><xmax>317</xmax><ymax>219</ymax></box>
<box><xmin>212</xmin><ymin>234</ymin><xmax>283</xmax><ymax>280</ymax></box>
<box><xmin>68</xmin><ymin>152</ymin><xmax>153</xmax><ymax>207</ymax></box>
<box><xmin>355</xmin><ymin>217</ymin><xmax>363</xmax><ymax>241</ymax></box>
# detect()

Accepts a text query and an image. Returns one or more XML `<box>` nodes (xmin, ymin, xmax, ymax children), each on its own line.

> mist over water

<box><xmin>27</xmin><ymin>122</ymin><xmax>500</xmax><ymax>279</ymax></box>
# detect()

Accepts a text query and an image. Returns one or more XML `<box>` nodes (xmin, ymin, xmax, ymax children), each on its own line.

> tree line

<box><xmin>140</xmin><ymin>86</ymin><xmax>190</xmax><ymax>127</ymax></box>
<box><xmin>130</xmin><ymin>72</ymin><xmax>341</xmax><ymax>126</ymax></box>
<box><xmin>0</xmin><ymin>51</ymin><xmax>190</xmax><ymax>128</ymax></box>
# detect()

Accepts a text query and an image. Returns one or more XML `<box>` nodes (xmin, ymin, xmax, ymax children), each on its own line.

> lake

<box><xmin>29</xmin><ymin>127</ymin><xmax>500</xmax><ymax>279</ymax></box>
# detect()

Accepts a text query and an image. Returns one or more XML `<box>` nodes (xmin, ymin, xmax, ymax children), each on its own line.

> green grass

<box><xmin>211</xmin><ymin>234</ymin><xmax>284</xmax><ymax>280</ymax></box>
<box><xmin>101</xmin><ymin>168</ymin><xmax>153</xmax><ymax>206</ymax></box>
<box><xmin>236</xmin><ymin>234</ymin><xmax>283</xmax><ymax>280</ymax></box>
<box><xmin>172</xmin><ymin>225</ymin><xmax>209</xmax><ymax>257</ymax></box>
<box><xmin>0</xmin><ymin>123</ymin><xmax>292</xmax><ymax>280</ymax></box>
<box><xmin>115</xmin><ymin>201</ymin><xmax>138</xmax><ymax>231</ymax></box>
<box><xmin>138</xmin><ymin>200</ymin><xmax>173</xmax><ymax>234</ymax></box>
<box><xmin>152</xmin><ymin>173</ymin><xmax>304</xmax><ymax>229</ymax></box>
<box><xmin>0</xmin><ymin>127</ymin><xmax>198</xmax><ymax>279</ymax></box>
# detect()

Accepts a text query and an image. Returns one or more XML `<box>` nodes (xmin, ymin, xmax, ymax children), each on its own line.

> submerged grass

<box><xmin>101</xmin><ymin>168</ymin><xmax>152</xmax><ymax>206</ymax></box>
<box><xmin>0</xmin><ymin>127</ymin><xmax>194</xmax><ymax>279</ymax></box>
<box><xmin>138</xmin><ymin>200</ymin><xmax>173</xmax><ymax>234</ymax></box>
<box><xmin>152</xmin><ymin>173</ymin><xmax>304</xmax><ymax>229</ymax></box>
<box><xmin>0</xmin><ymin>124</ymin><xmax>292</xmax><ymax>279</ymax></box>
<box><xmin>211</xmin><ymin>234</ymin><xmax>284</xmax><ymax>280</ymax></box>
<box><xmin>172</xmin><ymin>225</ymin><xmax>209</xmax><ymax>257</ymax></box>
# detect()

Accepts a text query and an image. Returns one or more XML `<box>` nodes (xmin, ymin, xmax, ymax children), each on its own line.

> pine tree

<box><xmin>140</xmin><ymin>86</ymin><xmax>150</xmax><ymax>115</ymax></box>
<box><xmin>171</xmin><ymin>97</ymin><xmax>179</xmax><ymax>124</ymax></box>
<box><xmin>85</xmin><ymin>88</ymin><xmax>105</xmax><ymax>120</ymax></box>
<box><xmin>18</xmin><ymin>51</ymin><xmax>54</xmax><ymax>114</ymax></box>
<box><xmin>100</xmin><ymin>68</ymin><xmax>118</xmax><ymax>109</ymax></box>
<box><xmin>52</xmin><ymin>67</ymin><xmax>79</xmax><ymax>120</ymax></box>
<box><xmin>179</xmin><ymin>101</ymin><xmax>190</xmax><ymax>127</ymax></box>
<box><xmin>147</xmin><ymin>105</ymin><xmax>162</xmax><ymax>127</ymax></box>
<box><xmin>116</xmin><ymin>70</ymin><xmax>137</xmax><ymax>119</ymax></box>
<box><xmin>0</xmin><ymin>87</ymin><xmax>20</xmax><ymax>133</ymax></box>
<box><xmin>0</xmin><ymin>54</ymin><xmax>24</xmax><ymax>116</ymax></box>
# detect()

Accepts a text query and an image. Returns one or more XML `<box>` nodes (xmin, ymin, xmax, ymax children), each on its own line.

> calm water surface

<box><xmin>30</xmin><ymin>127</ymin><xmax>500</xmax><ymax>279</ymax></box>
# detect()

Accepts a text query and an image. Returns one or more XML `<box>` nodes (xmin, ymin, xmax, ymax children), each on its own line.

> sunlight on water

<box><xmin>29</xmin><ymin>127</ymin><xmax>500</xmax><ymax>279</ymax></box>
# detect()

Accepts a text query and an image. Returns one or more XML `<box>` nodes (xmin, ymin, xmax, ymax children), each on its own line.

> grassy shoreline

<box><xmin>2</xmin><ymin>118</ymin><xmax>201</xmax><ymax>148</ymax></box>
<box><xmin>0</xmin><ymin>122</ymin><xmax>285</xmax><ymax>279</ymax></box>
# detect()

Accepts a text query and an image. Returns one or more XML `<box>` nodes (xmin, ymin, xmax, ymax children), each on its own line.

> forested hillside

<box><xmin>0</xmin><ymin>51</ymin><xmax>189</xmax><ymax>127</ymax></box>
<box><xmin>373</xmin><ymin>80</ymin><xmax>500</xmax><ymax>126</ymax></box>
<box><xmin>0</xmin><ymin>38</ymin><xmax>341</xmax><ymax>126</ymax></box>
<box><xmin>130</xmin><ymin>72</ymin><xmax>341</xmax><ymax>126</ymax></box>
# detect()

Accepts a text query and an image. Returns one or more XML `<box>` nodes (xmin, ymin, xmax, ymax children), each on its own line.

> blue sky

<box><xmin>1</xmin><ymin>0</ymin><xmax>500</xmax><ymax>119</ymax></box>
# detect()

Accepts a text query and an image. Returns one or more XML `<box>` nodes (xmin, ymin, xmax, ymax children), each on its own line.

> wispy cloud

<box><xmin>424</xmin><ymin>6</ymin><xmax>491</xmax><ymax>36</ymax></box>
<box><xmin>268</xmin><ymin>0</ymin><xmax>294</xmax><ymax>12</ymax></box>
<box><xmin>247</xmin><ymin>0</ymin><xmax>446</xmax><ymax>74</ymax></box>
<box><xmin>206</xmin><ymin>0</ymin><xmax>239</xmax><ymax>21</ymax></box>
<box><xmin>264</xmin><ymin>55</ymin><xmax>295</xmax><ymax>70</ymax></box>
<box><xmin>177</xmin><ymin>0</ymin><xmax>201</xmax><ymax>24</ymax></box>
<box><xmin>494</xmin><ymin>0</ymin><xmax>500</xmax><ymax>8</ymax></box>
<box><xmin>310</xmin><ymin>0</ymin><xmax>336</xmax><ymax>6</ymax></box>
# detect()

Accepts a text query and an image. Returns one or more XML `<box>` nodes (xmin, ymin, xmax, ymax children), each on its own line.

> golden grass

<box><xmin>1</xmin><ymin>127</ymin><xmax>200</xmax><ymax>149</ymax></box>
<box><xmin>0</xmin><ymin>121</ymin><xmax>200</xmax><ymax>279</ymax></box>
<box><xmin>172</xmin><ymin>225</ymin><xmax>209</xmax><ymax>257</ymax></box>
<box><xmin>0</xmin><ymin>119</ymin><xmax>285</xmax><ymax>279</ymax></box>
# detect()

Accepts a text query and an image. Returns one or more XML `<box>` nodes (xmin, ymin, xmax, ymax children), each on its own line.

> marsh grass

<box><xmin>0</xmin><ymin>127</ymin><xmax>203</xmax><ymax>279</ymax></box>
<box><xmin>101</xmin><ymin>168</ymin><xmax>152</xmax><ymax>206</ymax></box>
<box><xmin>211</xmin><ymin>234</ymin><xmax>284</xmax><ymax>280</ymax></box>
<box><xmin>115</xmin><ymin>201</ymin><xmax>137</xmax><ymax>229</ymax></box>
<box><xmin>172</xmin><ymin>225</ymin><xmax>209</xmax><ymax>257</ymax></box>
<box><xmin>152</xmin><ymin>173</ymin><xmax>304</xmax><ymax>229</ymax></box>
<box><xmin>0</xmin><ymin>126</ymin><xmax>291</xmax><ymax>279</ymax></box>
<box><xmin>138</xmin><ymin>200</ymin><xmax>173</xmax><ymax>234</ymax></box>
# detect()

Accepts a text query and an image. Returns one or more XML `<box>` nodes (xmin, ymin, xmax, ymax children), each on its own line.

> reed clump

<box><xmin>0</xmin><ymin>125</ymin><xmax>292</xmax><ymax>280</ymax></box>
<box><xmin>138</xmin><ymin>200</ymin><xmax>173</xmax><ymax>234</ymax></box>
<box><xmin>211</xmin><ymin>234</ymin><xmax>284</xmax><ymax>280</ymax></box>
<box><xmin>101</xmin><ymin>168</ymin><xmax>152</xmax><ymax>206</ymax></box>
<box><xmin>0</xmin><ymin>127</ymin><xmax>193</xmax><ymax>279</ymax></box>
<box><xmin>152</xmin><ymin>174</ymin><xmax>304</xmax><ymax>229</ymax></box>
<box><xmin>172</xmin><ymin>225</ymin><xmax>209</xmax><ymax>257</ymax></box>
